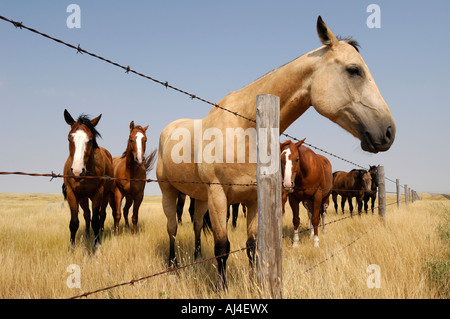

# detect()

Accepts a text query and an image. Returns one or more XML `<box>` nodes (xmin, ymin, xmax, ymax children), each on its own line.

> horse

<box><xmin>63</xmin><ymin>109</ymin><xmax>114</xmax><ymax>250</ymax></box>
<box><xmin>331</xmin><ymin>169</ymin><xmax>372</xmax><ymax>216</ymax></box>
<box><xmin>364</xmin><ymin>165</ymin><xmax>379</xmax><ymax>214</ymax></box>
<box><xmin>112</xmin><ymin>121</ymin><xmax>157</xmax><ymax>235</ymax></box>
<box><xmin>156</xmin><ymin>16</ymin><xmax>396</xmax><ymax>289</ymax></box>
<box><xmin>280</xmin><ymin>139</ymin><xmax>333</xmax><ymax>248</ymax></box>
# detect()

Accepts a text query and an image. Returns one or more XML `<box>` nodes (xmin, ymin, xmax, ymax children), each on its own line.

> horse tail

<box><xmin>201</xmin><ymin>212</ymin><xmax>213</xmax><ymax>234</ymax></box>
<box><xmin>144</xmin><ymin>149</ymin><xmax>158</xmax><ymax>174</ymax></box>
<box><xmin>187</xmin><ymin>198</ymin><xmax>213</xmax><ymax>234</ymax></box>
<box><xmin>62</xmin><ymin>183</ymin><xmax>67</xmax><ymax>200</ymax></box>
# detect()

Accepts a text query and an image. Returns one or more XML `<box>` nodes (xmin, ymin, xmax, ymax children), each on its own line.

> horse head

<box><xmin>64</xmin><ymin>109</ymin><xmax>102</xmax><ymax>178</ymax></box>
<box><xmin>128</xmin><ymin>121</ymin><xmax>149</xmax><ymax>166</ymax></box>
<box><xmin>309</xmin><ymin>16</ymin><xmax>395</xmax><ymax>153</ymax></box>
<box><xmin>280</xmin><ymin>138</ymin><xmax>306</xmax><ymax>193</ymax></box>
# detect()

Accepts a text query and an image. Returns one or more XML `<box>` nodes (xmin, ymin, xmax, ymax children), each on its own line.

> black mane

<box><xmin>77</xmin><ymin>114</ymin><xmax>101</xmax><ymax>149</ymax></box>
<box><xmin>338</xmin><ymin>36</ymin><xmax>360</xmax><ymax>52</ymax></box>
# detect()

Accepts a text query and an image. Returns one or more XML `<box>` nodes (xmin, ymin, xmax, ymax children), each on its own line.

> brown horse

<box><xmin>331</xmin><ymin>169</ymin><xmax>372</xmax><ymax>216</ymax></box>
<box><xmin>157</xmin><ymin>16</ymin><xmax>396</xmax><ymax>288</ymax></box>
<box><xmin>281</xmin><ymin>139</ymin><xmax>333</xmax><ymax>248</ymax></box>
<box><xmin>364</xmin><ymin>165</ymin><xmax>378</xmax><ymax>214</ymax></box>
<box><xmin>112</xmin><ymin>121</ymin><xmax>157</xmax><ymax>235</ymax></box>
<box><xmin>63</xmin><ymin>109</ymin><xmax>114</xmax><ymax>250</ymax></box>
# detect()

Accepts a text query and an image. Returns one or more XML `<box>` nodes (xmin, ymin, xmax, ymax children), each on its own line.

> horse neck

<box><xmin>211</xmin><ymin>50</ymin><xmax>319</xmax><ymax>133</ymax></box>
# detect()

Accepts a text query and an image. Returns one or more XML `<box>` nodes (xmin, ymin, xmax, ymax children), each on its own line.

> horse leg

<box><xmin>176</xmin><ymin>192</ymin><xmax>186</xmax><ymax>224</ymax></box>
<box><xmin>322</xmin><ymin>198</ymin><xmax>329</xmax><ymax>233</ymax></box>
<box><xmin>332</xmin><ymin>192</ymin><xmax>338</xmax><ymax>214</ymax></box>
<box><xmin>131</xmin><ymin>193</ymin><xmax>143</xmax><ymax>235</ymax></box>
<box><xmin>161</xmin><ymin>184</ymin><xmax>179</xmax><ymax>268</ymax></box>
<box><xmin>348</xmin><ymin>196</ymin><xmax>354</xmax><ymax>217</ymax></box>
<box><xmin>207</xmin><ymin>186</ymin><xmax>230</xmax><ymax>290</ymax></box>
<box><xmin>193</xmin><ymin>199</ymin><xmax>208</xmax><ymax>260</ymax></box>
<box><xmin>123</xmin><ymin>196</ymin><xmax>133</xmax><ymax>229</ymax></box>
<box><xmin>289</xmin><ymin>196</ymin><xmax>301</xmax><ymax>248</ymax></box>
<box><xmin>80</xmin><ymin>198</ymin><xmax>90</xmax><ymax>238</ymax></box>
<box><xmin>311</xmin><ymin>193</ymin><xmax>322</xmax><ymax>248</ymax></box>
<box><xmin>341</xmin><ymin>195</ymin><xmax>346</xmax><ymax>215</ymax></box>
<box><xmin>66</xmin><ymin>187</ymin><xmax>79</xmax><ymax>250</ymax></box>
<box><xmin>245</xmin><ymin>200</ymin><xmax>258</xmax><ymax>268</ymax></box>
<box><xmin>371</xmin><ymin>194</ymin><xmax>376</xmax><ymax>214</ymax></box>
<box><xmin>91</xmin><ymin>190</ymin><xmax>103</xmax><ymax>251</ymax></box>
<box><xmin>113</xmin><ymin>188</ymin><xmax>123</xmax><ymax>236</ymax></box>
<box><xmin>282</xmin><ymin>191</ymin><xmax>288</xmax><ymax>215</ymax></box>
<box><xmin>364</xmin><ymin>194</ymin><xmax>369</xmax><ymax>214</ymax></box>
<box><xmin>232</xmin><ymin>203</ymin><xmax>239</xmax><ymax>228</ymax></box>
<box><xmin>357</xmin><ymin>193</ymin><xmax>363</xmax><ymax>215</ymax></box>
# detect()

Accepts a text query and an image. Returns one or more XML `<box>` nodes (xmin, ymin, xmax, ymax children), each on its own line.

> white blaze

<box><xmin>71</xmin><ymin>130</ymin><xmax>89</xmax><ymax>175</ymax></box>
<box><xmin>282</xmin><ymin>148</ymin><xmax>292</xmax><ymax>188</ymax></box>
<box><xmin>136</xmin><ymin>132</ymin><xmax>144</xmax><ymax>164</ymax></box>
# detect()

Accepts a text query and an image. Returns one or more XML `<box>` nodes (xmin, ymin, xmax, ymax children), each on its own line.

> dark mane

<box><xmin>338</xmin><ymin>36</ymin><xmax>360</xmax><ymax>52</ymax></box>
<box><xmin>77</xmin><ymin>114</ymin><xmax>101</xmax><ymax>149</ymax></box>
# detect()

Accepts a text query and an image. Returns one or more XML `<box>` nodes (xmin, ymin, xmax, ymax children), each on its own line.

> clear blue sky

<box><xmin>1</xmin><ymin>0</ymin><xmax>449</xmax><ymax>195</ymax></box>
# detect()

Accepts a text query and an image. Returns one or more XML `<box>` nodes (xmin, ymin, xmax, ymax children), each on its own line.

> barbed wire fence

<box><xmin>0</xmin><ymin>14</ymin><xmax>420</xmax><ymax>299</ymax></box>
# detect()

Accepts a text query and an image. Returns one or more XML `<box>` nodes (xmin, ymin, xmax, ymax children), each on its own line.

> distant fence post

<box><xmin>396</xmin><ymin>179</ymin><xmax>401</xmax><ymax>208</ymax></box>
<box><xmin>377</xmin><ymin>165</ymin><xmax>386</xmax><ymax>218</ymax></box>
<box><xmin>404</xmin><ymin>184</ymin><xmax>409</xmax><ymax>205</ymax></box>
<box><xmin>256</xmin><ymin>94</ymin><xmax>282</xmax><ymax>299</ymax></box>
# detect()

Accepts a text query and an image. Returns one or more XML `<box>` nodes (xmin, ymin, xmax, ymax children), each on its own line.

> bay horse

<box><xmin>156</xmin><ymin>16</ymin><xmax>396</xmax><ymax>289</ymax></box>
<box><xmin>331</xmin><ymin>169</ymin><xmax>372</xmax><ymax>216</ymax></box>
<box><xmin>280</xmin><ymin>139</ymin><xmax>333</xmax><ymax>248</ymax></box>
<box><xmin>63</xmin><ymin>109</ymin><xmax>114</xmax><ymax>250</ymax></box>
<box><xmin>364</xmin><ymin>165</ymin><xmax>379</xmax><ymax>214</ymax></box>
<box><xmin>112</xmin><ymin>121</ymin><xmax>157</xmax><ymax>235</ymax></box>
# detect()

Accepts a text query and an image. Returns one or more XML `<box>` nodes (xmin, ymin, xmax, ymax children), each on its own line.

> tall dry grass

<box><xmin>0</xmin><ymin>193</ymin><xmax>448</xmax><ymax>299</ymax></box>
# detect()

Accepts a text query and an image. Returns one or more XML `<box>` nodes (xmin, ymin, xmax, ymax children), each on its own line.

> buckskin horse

<box><xmin>281</xmin><ymin>139</ymin><xmax>333</xmax><ymax>248</ymax></box>
<box><xmin>331</xmin><ymin>169</ymin><xmax>372</xmax><ymax>216</ymax></box>
<box><xmin>156</xmin><ymin>16</ymin><xmax>396</xmax><ymax>289</ymax></box>
<box><xmin>63</xmin><ymin>109</ymin><xmax>114</xmax><ymax>251</ymax></box>
<box><xmin>112</xmin><ymin>121</ymin><xmax>157</xmax><ymax>235</ymax></box>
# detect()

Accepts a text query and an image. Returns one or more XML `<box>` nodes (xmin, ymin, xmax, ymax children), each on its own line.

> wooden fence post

<box><xmin>404</xmin><ymin>184</ymin><xmax>409</xmax><ymax>205</ymax></box>
<box><xmin>256</xmin><ymin>94</ymin><xmax>282</xmax><ymax>299</ymax></box>
<box><xmin>396</xmin><ymin>179</ymin><xmax>401</xmax><ymax>208</ymax></box>
<box><xmin>377</xmin><ymin>165</ymin><xmax>386</xmax><ymax>218</ymax></box>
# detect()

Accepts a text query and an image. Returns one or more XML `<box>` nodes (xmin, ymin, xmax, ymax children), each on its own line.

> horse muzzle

<box><xmin>71</xmin><ymin>167</ymin><xmax>86</xmax><ymax>178</ymax></box>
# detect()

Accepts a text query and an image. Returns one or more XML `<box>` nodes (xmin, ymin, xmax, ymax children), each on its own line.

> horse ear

<box><xmin>143</xmin><ymin>125</ymin><xmax>149</xmax><ymax>132</ymax></box>
<box><xmin>64</xmin><ymin>109</ymin><xmax>75</xmax><ymax>126</ymax></box>
<box><xmin>316</xmin><ymin>16</ymin><xmax>339</xmax><ymax>47</ymax></box>
<box><xmin>90</xmin><ymin>114</ymin><xmax>102</xmax><ymax>127</ymax></box>
<box><xmin>280</xmin><ymin>140</ymin><xmax>291</xmax><ymax>151</ymax></box>
<box><xmin>295</xmin><ymin>138</ymin><xmax>306</xmax><ymax>148</ymax></box>
<box><xmin>130</xmin><ymin>121</ymin><xmax>135</xmax><ymax>131</ymax></box>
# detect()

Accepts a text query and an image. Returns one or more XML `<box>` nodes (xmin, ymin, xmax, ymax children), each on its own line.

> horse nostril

<box><xmin>386</xmin><ymin>126</ymin><xmax>392</xmax><ymax>141</ymax></box>
<box><xmin>81</xmin><ymin>168</ymin><xmax>86</xmax><ymax>176</ymax></box>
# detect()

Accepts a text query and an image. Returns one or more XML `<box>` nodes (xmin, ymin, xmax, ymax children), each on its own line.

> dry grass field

<box><xmin>0</xmin><ymin>192</ymin><xmax>448</xmax><ymax>299</ymax></box>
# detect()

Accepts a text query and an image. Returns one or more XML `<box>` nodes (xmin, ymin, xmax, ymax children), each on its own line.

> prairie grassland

<box><xmin>0</xmin><ymin>192</ymin><xmax>448</xmax><ymax>299</ymax></box>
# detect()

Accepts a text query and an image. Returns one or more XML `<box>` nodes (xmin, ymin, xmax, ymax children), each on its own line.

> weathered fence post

<box><xmin>396</xmin><ymin>179</ymin><xmax>401</xmax><ymax>208</ymax></box>
<box><xmin>256</xmin><ymin>94</ymin><xmax>282</xmax><ymax>299</ymax></box>
<box><xmin>377</xmin><ymin>165</ymin><xmax>386</xmax><ymax>218</ymax></box>
<box><xmin>404</xmin><ymin>184</ymin><xmax>409</xmax><ymax>205</ymax></box>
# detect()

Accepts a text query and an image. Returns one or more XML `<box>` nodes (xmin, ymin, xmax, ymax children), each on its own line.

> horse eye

<box><xmin>346</xmin><ymin>66</ymin><xmax>362</xmax><ymax>77</ymax></box>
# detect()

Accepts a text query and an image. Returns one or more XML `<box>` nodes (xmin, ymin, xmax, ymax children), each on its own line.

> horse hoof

<box><xmin>93</xmin><ymin>241</ymin><xmax>101</xmax><ymax>253</ymax></box>
<box><xmin>313</xmin><ymin>236</ymin><xmax>320</xmax><ymax>248</ymax></box>
<box><xmin>292</xmin><ymin>241</ymin><xmax>299</xmax><ymax>248</ymax></box>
